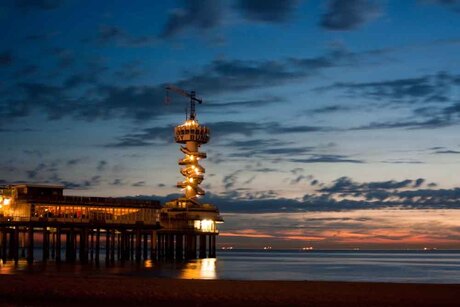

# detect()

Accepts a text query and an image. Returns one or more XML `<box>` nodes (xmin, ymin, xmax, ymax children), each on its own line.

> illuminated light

<box><xmin>201</xmin><ymin>219</ymin><xmax>214</xmax><ymax>232</ymax></box>
<box><xmin>3</xmin><ymin>198</ymin><xmax>11</xmax><ymax>205</ymax></box>
<box><xmin>186</xmin><ymin>186</ymin><xmax>192</xmax><ymax>190</ymax></box>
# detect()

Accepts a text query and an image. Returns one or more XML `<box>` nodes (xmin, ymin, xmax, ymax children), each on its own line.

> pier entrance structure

<box><xmin>0</xmin><ymin>184</ymin><xmax>161</xmax><ymax>264</ymax></box>
<box><xmin>162</xmin><ymin>85</ymin><xmax>223</xmax><ymax>259</ymax></box>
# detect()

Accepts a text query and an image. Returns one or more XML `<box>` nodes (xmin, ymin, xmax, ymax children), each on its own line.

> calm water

<box><xmin>1</xmin><ymin>250</ymin><xmax>460</xmax><ymax>283</ymax></box>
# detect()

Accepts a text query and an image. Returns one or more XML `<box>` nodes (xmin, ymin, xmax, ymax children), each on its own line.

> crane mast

<box><xmin>165</xmin><ymin>85</ymin><xmax>202</xmax><ymax>120</ymax></box>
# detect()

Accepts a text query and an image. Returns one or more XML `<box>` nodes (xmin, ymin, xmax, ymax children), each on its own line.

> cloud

<box><xmin>132</xmin><ymin>181</ymin><xmax>146</xmax><ymax>187</ymax></box>
<box><xmin>317</xmin><ymin>71</ymin><xmax>458</xmax><ymax>104</ymax></box>
<box><xmin>350</xmin><ymin>117</ymin><xmax>452</xmax><ymax>130</ymax></box>
<box><xmin>320</xmin><ymin>0</ymin><xmax>381</xmax><ymax>30</ymax></box>
<box><xmin>15</xmin><ymin>0</ymin><xmax>64</xmax><ymax>10</ymax></box>
<box><xmin>235</xmin><ymin>0</ymin><xmax>298</xmax><ymax>23</ymax></box>
<box><xmin>160</xmin><ymin>0</ymin><xmax>223</xmax><ymax>38</ymax></box>
<box><xmin>0</xmin><ymin>49</ymin><xmax>362</xmax><ymax>124</ymax></box>
<box><xmin>311</xmin><ymin>105</ymin><xmax>351</xmax><ymax>114</ymax></box>
<box><xmin>319</xmin><ymin>176</ymin><xmax>422</xmax><ymax>194</ymax></box>
<box><xmin>96</xmin><ymin>25</ymin><xmax>156</xmax><ymax>47</ymax></box>
<box><xmin>421</xmin><ymin>0</ymin><xmax>460</xmax><ymax>12</ymax></box>
<box><xmin>0</xmin><ymin>51</ymin><xmax>13</xmax><ymax>66</ymax></box>
<box><xmin>433</xmin><ymin>149</ymin><xmax>460</xmax><ymax>154</ymax></box>
<box><xmin>178</xmin><ymin>49</ymin><xmax>356</xmax><ymax>95</ymax></box>
<box><xmin>96</xmin><ymin>160</ymin><xmax>108</xmax><ymax>172</ymax></box>
<box><xmin>291</xmin><ymin>154</ymin><xmax>364</xmax><ymax>164</ymax></box>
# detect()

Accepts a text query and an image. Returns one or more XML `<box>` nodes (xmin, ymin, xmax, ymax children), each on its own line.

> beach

<box><xmin>0</xmin><ymin>275</ymin><xmax>459</xmax><ymax>307</ymax></box>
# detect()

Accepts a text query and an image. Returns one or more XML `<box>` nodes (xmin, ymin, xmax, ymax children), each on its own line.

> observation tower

<box><xmin>159</xmin><ymin>85</ymin><xmax>222</xmax><ymax>259</ymax></box>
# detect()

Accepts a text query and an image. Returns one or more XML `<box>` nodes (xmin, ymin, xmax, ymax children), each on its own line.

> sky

<box><xmin>1</xmin><ymin>0</ymin><xmax>460</xmax><ymax>249</ymax></box>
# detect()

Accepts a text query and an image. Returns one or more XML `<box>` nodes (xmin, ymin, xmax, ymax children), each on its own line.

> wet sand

<box><xmin>0</xmin><ymin>275</ymin><xmax>459</xmax><ymax>306</ymax></box>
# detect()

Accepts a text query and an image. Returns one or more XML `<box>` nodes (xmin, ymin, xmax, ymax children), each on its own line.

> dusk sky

<box><xmin>1</xmin><ymin>0</ymin><xmax>460</xmax><ymax>249</ymax></box>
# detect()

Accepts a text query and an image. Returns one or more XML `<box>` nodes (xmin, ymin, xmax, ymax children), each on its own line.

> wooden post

<box><xmin>135</xmin><ymin>228</ymin><xmax>141</xmax><ymax>263</ymax></box>
<box><xmin>110</xmin><ymin>230</ymin><xmax>115</xmax><ymax>264</ymax></box>
<box><xmin>117</xmin><ymin>232</ymin><xmax>121</xmax><ymax>261</ymax></box>
<box><xmin>90</xmin><ymin>230</ymin><xmax>94</xmax><ymax>261</ymax></box>
<box><xmin>12</xmin><ymin>227</ymin><xmax>19</xmax><ymax>263</ymax></box>
<box><xmin>176</xmin><ymin>234</ymin><xmax>183</xmax><ymax>260</ymax></box>
<box><xmin>143</xmin><ymin>233</ymin><xmax>148</xmax><ymax>260</ymax></box>
<box><xmin>0</xmin><ymin>228</ymin><xmax>5</xmax><ymax>262</ymax></box>
<box><xmin>199</xmin><ymin>235</ymin><xmax>206</xmax><ymax>259</ymax></box>
<box><xmin>95</xmin><ymin>228</ymin><xmax>100</xmax><ymax>265</ymax></box>
<box><xmin>80</xmin><ymin>227</ymin><xmax>88</xmax><ymax>264</ymax></box>
<box><xmin>56</xmin><ymin>227</ymin><xmax>61</xmax><ymax>262</ymax></box>
<box><xmin>21</xmin><ymin>230</ymin><xmax>26</xmax><ymax>258</ymax></box>
<box><xmin>150</xmin><ymin>231</ymin><xmax>156</xmax><ymax>260</ymax></box>
<box><xmin>27</xmin><ymin>226</ymin><xmax>34</xmax><ymax>264</ymax></box>
<box><xmin>105</xmin><ymin>229</ymin><xmax>110</xmax><ymax>264</ymax></box>
<box><xmin>51</xmin><ymin>230</ymin><xmax>56</xmax><ymax>259</ymax></box>
<box><xmin>42</xmin><ymin>228</ymin><xmax>50</xmax><ymax>261</ymax></box>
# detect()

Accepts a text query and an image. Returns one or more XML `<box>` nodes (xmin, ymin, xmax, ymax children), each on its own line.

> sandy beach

<box><xmin>0</xmin><ymin>275</ymin><xmax>459</xmax><ymax>307</ymax></box>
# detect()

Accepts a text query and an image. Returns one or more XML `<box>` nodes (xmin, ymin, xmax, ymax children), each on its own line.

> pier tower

<box><xmin>159</xmin><ymin>86</ymin><xmax>222</xmax><ymax>259</ymax></box>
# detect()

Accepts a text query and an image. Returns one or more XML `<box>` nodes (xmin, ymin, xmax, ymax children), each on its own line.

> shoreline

<box><xmin>0</xmin><ymin>275</ymin><xmax>459</xmax><ymax>306</ymax></box>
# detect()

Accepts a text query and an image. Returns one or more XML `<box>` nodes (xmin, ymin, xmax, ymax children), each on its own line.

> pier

<box><xmin>0</xmin><ymin>183</ymin><xmax>221</xmax><ymax>264</ymax></box>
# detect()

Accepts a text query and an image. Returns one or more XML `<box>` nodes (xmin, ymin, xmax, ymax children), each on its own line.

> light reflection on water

<box><xmin>1</xmin><ymin>251</ymin><xmax>460</xmax><ymax>283</ymax></box>
<box><xmin>179</xmin><ymin>258</ymin><xmax>216</xmax><ymax>279</ymax></box>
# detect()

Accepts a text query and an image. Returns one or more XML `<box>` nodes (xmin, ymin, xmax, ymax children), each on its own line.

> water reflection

<box><xmin>0</xmin><ymin>259</ymin><xmax>29</xmax><ymax>274</ymax></box>
<box><xmin>179</xmin><ymin>258</ymin><xmax>216</xmax><ymax>279</ymax></box>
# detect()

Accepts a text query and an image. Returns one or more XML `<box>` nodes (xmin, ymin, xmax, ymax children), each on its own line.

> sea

<box><xmin>1</xmin><ymin>250</ymin><xmax>460</xmax><ymax>284</ymax></box>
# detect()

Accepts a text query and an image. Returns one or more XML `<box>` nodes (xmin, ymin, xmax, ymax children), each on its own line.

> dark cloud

<box><xmin>95</xmin><ymin>25</ymin><xmax>156</xmax><ymax>47</ymax></box>
<box><xmin>422</xmin><ymin>0</ymin><xmax>460</xmax><ymax>12</ymax></box>
<box><xmin>110</xmin><ymin>178</ymin><xmax>123</xmax><ymax>186</ymax></box>
<box><xmin>223</xmin><ymin>170</ymin><xmax>242</xmax><ymax>190</ymax></box>
<box><xmin>60</xmin><ymin>176</ymin><xmax>101</xmax><ymax>190</ymax></box>
<box><xmin>433</xmin><ymin>149</ymin><xmax>460</xmax><ymax>154</ymax></box>
<box><xmin>235</xmin><ymin>0</ymin><xmax>298</xmax><ymax>23</ymax></box>
<box><xmin>320</xmin><ymin>176</ymin><xmax>420</xmax><ymax>194</ymax></box>
<box><xmin>66</xmin><ymin>158</ymin><xmax>83</xmax><ymax>166</ymax></box>
<box><xmin>317</xmin><ymin>72</ymin><xmax>458</xmax><ymax>104</ymax></box>
<box><xmin>381</xmin><ymin>159</ymin><xmax>424</xmax><ymax>164</ymax></box>
<box><xmin>14</xmin><ymin>65</ymin><xmax>38</xmax><ymax>78</ymax></box>
<box><xmin>311</xmin><ymin>105</ymin><xmax>350</xmax><ymax>114</ymax></box>
<box><xmin>206</xmin><ymin>96</ymin><xmax>282</xmax><ymax>110</ymax></box>
<box><xmin>178</xmin><ymin>49</ymin><xmax>356</xmax><ymax>95</ymax></box>
<box><xmin>320</xmin><ymin>0</ymin><xmax>381</xmax><ymax>30</ymax></box>
<box><xmin>0</xmin><ymin>51</ymin><xmax>13</xmax><ymax>66</ymax></box>
<box><xmin>52</xmin><ymin>48</ymin><xmax>75</xmax><ymax>68</ymax></box>
<box><xmin>132</xmin><ymin>181</ymin><xmax>146</xmax><ymax>187</ymax></box>
<box><xmin>15</xmin><ymin>0</ymin><xmax>64</xmax><ymax>10</ymax></box>
<box><xmin>1</xmin><ymin>50</ymin><xmax>360</xmax><ymax>123</ymax></box>
<box><xmin>291</xmin><ymin>154</ymin><xmax>364</xmax><ymax>164</ymax></box>
<box><xmin>96</xmin><ymin>160</ymin><xmax>108</xmax><ymax>172</ymax></box>
<box><xmin>160</xmin><ymin>0</ymin><xmax>222</xmax><ymax>38</ymax></box>
<box><xmin>350</xmin><ymin>117</ymin><xmax>452</xmax><ymax>130</ymax></box>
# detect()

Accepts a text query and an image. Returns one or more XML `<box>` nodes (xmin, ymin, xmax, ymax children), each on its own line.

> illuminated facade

<box><xmin>0</xmin><ymin>184</ymin><xmax>159</xmax><ymax>225</ymax></box>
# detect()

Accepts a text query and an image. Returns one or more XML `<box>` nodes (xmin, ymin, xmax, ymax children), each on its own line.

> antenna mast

<box><xmin>165</xmin><ymin>85</ymin><xmax>203</xmax><ymax>120</ymax></box>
